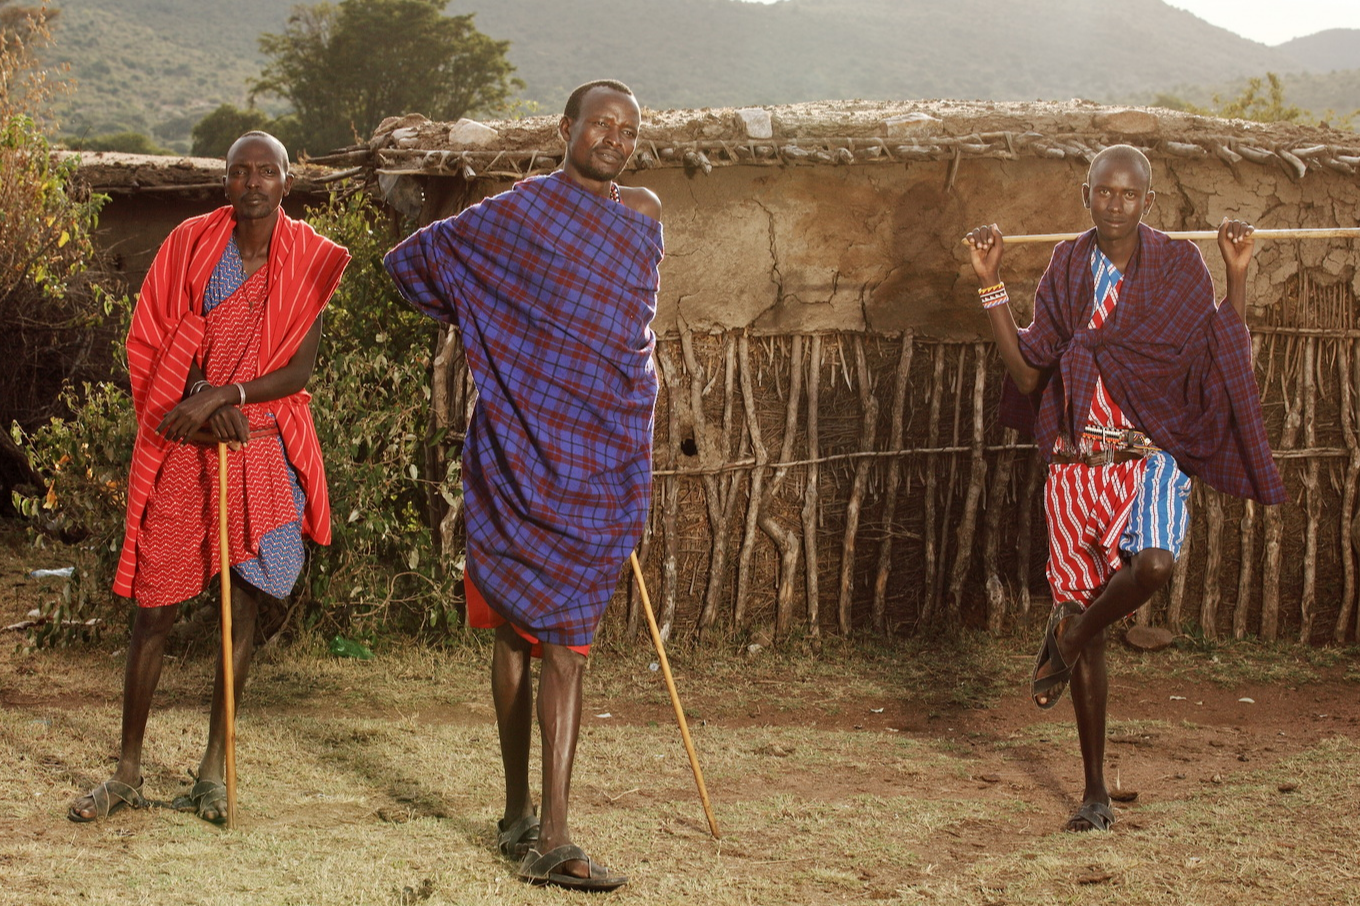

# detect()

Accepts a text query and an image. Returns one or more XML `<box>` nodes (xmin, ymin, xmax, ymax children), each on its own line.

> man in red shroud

<box><xmin>69</xmin><ymin>132</ymin><xmax>349</xmax><ymax>824</ymax></box>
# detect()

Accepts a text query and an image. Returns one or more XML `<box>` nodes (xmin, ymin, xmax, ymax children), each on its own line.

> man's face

<box><xmin>1082</xmin><ymin>157</ymin><xmax>1154</xmax><ymax>244</ymax></box>
<box><xmin>559</xmin><ymin>88</ymin><xmax>641</xmax><ymax>183</ymax></box>
<box><xmin>224</xmin><ymin>137</ymin><xmax>291</xmax><ymax>222</ymax></box>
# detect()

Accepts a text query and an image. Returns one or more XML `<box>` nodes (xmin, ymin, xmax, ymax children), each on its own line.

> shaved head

<box><xmin>227</xmin><ymin>131</ymin><xmax>289</xmax><ymax>174</ymax></box>
<box><xmin>1088</xmin><ymin>144</ymin><xmax>1152</xmax><ymax>191</ymax></box>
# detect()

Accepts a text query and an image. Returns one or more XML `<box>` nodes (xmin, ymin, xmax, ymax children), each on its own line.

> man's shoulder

<box><xmin>278</xmin><ymin>211</ymin><xmax>349</xmax><ymax>259</ymax></box>
<box><xmin>1138</xmin><ymin>224</ymin><xmax>1204</xmax><ymax>268</ymax></box>
<box><xmin>618</xmin><ymin>185</ymin><xmax>661</xmax><ymax>222</ymax></box>
<box><xmin>447</xmin><ymin>178</ymin><xmax>541</xmax><ymax>224</ymax></box>
<box><xmin>168</xmin><ymin>206</ymin><xmax>231</xmax><ymax>239</ymax></box>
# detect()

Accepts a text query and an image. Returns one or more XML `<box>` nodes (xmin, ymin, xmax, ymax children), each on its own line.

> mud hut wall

<box><xmin>89</xmin><ymin>194</ymin><xmax>324</xmax><ymax>295</ymax></box>
<box><xmin>421</xmin><ymin>155</ymin><xmax>1360</xmax><ymax>644</ymax></box>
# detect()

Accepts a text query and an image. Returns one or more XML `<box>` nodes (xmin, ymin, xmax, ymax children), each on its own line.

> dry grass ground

<box><xmin>3</xmin><ymin>528</ymin><xmax>1359</xmax><ymax>905</ymax></box>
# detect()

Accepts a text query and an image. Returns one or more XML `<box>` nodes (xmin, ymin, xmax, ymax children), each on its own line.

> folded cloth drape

<box><xmin>386</xmin><ymin>172</ymin><xmax>665</xmax><ymax>647</ymax></box>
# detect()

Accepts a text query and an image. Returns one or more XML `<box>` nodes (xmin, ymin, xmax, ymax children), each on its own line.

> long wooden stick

<box><xmin>629</xmin><ymin>551</ymin><xmax>720</xmax><ymax>839</ymax></box>
<box><xmin>217</xmin><ymin>443</ymin><xmax>238</xmax><ymax>830</ymax></box>
<box><xmin>961</xmin><ymin>227</ymin><xmax>1360</xmax><ymax>245</ymax></box>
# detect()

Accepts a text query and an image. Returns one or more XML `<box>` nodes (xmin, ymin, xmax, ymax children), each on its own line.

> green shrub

<box><xmin>303</xmin><ymin>190</ymin><xmax>462</xmax><ymax>634</ymax></box>
<box><xmin>13</xmin><ymin>380</ymin><xmax>136</xmax><ymax>646</ymax></box>
<box><xmin>63</xmin><ymin>130</ymin><xmax>170</xmax><ymax>155</ymax></box>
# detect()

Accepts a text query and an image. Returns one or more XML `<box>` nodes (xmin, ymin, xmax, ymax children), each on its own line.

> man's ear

<box><xmin>1143</xmin><ymin>189</ymin><xmax>1156</xmax><ymax>214</ymax></box>
<box><xmin>1081</xmin><ymin>183</ymin><xmax>1091</xmax><ymax>209</ymax></box>
<box><xmin>558</xmin><ymin>115</ymin><xmax>573</xmax><ymax>144</ymax></box>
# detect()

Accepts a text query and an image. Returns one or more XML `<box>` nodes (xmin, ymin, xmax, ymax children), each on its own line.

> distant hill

<box><xmin>454</xmin><ymin>0</ymin><xmax>1303</xmax><ymax>110</ymax></box>
<box><xmin>1276</xmin><ymin>28</ymin><xmax>1360</xmax><ymax>74</ymax></box>
<box><xmin>40</xmin><ymin>0</ymin><xmax>1337</xmax><ymax>151</ymax></box>
<box><xmin>49</xmin><ymin>0</ymin><xmax>289</xmax><ymax>149</ymax></box>
<box><xmin>1282</xmin><ymin>68</ymin><xmax>1360</xmax><ymax>120</ymax></box>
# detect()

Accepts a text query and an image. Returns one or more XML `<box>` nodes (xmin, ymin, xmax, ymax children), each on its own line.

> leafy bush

<box><xmin>303</xmin><ymin>190</ymin><xmax>462</xmax><ymax>633</ymax></box>
<box><xmin>63</xmin><ymin>130</ymin><xmax>169</xmax><ymax>154</ymax></box>
<box><xmin>13</xmin><ymin>380</ymin><xmax>136</xmax><ymax>645</ymax></box>
<box><xmin>189</xmin><ymin>102</ymin><xmax>288</xmax><ymax>158</ymax></box>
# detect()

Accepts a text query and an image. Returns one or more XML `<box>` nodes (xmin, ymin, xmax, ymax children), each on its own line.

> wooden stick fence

<box><xmin>421</xmin><ymin>277</ymin><xmax>1360</xmax><ymax>646</ymax></box>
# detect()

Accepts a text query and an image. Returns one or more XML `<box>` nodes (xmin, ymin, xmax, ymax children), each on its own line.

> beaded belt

<box><xmin>1080</xmin><ymin>425</ymin><xmax>1161</xmax><ymax>454</ymax></box>
<box><xmin>1051</xmin><ymin>425</ymin><xmax>1162</xmax><ymax>467</ymax></box>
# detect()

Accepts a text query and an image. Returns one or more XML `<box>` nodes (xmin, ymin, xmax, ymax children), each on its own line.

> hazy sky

<box><xmin>732</xmin><ymin>0</ymin><xmax>1360</xmax><ymax>47</ymax></box>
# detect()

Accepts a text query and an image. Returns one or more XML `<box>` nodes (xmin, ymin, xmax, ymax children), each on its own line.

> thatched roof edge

<box><xmin>320</xmin><ymin>100</ymin><xmax>1360</xmax><ymax>184</ymax></box>
<box><xmin>63</xmin><ymin>151</ymin><xmax>341</xmax><ymax>197</ymax></box>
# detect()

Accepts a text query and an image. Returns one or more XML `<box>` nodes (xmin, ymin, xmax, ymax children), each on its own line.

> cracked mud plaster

<box><xmin>640</xmin><ymin>154</ymin><xmax>1360</xmax><ymax>339</ymax></box>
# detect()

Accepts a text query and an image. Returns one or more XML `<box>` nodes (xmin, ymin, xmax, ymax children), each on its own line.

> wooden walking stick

<box><xmin>217</xmin><ymin>442</ymin><xmax>238</xmax><ymax>830</ymax></box>
<box><xmin>962</xmin><ymin>227</ymin><xmax>1360</xmax><ymax>246</ymax></box>
<box><xmin>629</xmin><ymin>551</ymin><xmax>720</xmax><ymax>839</ymax></box>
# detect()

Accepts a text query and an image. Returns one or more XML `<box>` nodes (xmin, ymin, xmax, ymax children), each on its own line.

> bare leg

<box><xmin>1053</xmin><ymin>549</ymin><xmax>1174</xmax><ymax>829</ymax></box>
<box><xmin>1060</xmin><ymin>548</ymin><xmax>1174</xmax><ymax>660</ymax></box>
<box><xmin>1036</xmin><ymin>548</ymin><xmax>1175</xmax><ymax>701</ymax></box>
<box><xmin>492</xmin><ymin>623</ymin><xmax>535</xmax><ymax>826</ymax></box>
<box><xmin>68</xmin><ymin>602</ymin><xmax>180</xmax><ymax>819</ymax></box>
<box><xmin>192</xmin><ymin>575</ymin><xmax>261</xmax><ymax>822</ymax></box>
<box><xmin>1067</xmin><ymin>630</ymin><xmax>1110</xmax><ymax>829</ymax></box>
<box><xmin>536</xmin><ymin>641</ymin><xmax>588</xmax><ymax>877</ymax></box>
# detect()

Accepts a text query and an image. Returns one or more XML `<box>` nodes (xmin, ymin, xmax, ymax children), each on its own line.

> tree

<box><xmin>1</xmin><ymin>1</ymin><xmax>123</xmax><ymax>470</ymax></box>
<box><xmin>1210</xmin><ymin>73</ymin><xmax>1304</xmax><ymax>125</ymax></box>
<box><xmin>251</xmin><ymin>0</ymin><xmax>521</xmax><ymax>156</ymax></box>
<box><xmin>190</xmin><ymin>103</ymin><xmax>274</xmax><ymax>157</ymax></box>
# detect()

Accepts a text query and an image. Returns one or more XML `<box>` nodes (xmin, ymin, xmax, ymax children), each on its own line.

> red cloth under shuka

<box><xmin>113</xmin><ymin>206</ymin><xmax>350</xmax><ymax>600</ymax></box>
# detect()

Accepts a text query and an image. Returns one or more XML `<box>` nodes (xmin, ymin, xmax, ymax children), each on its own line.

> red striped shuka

<box><xmin>112</xmin><ymin>206</ymin><xmax>350</xmax><ymax>602</ymax></box>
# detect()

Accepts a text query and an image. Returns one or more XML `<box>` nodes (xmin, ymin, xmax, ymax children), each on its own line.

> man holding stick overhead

<box><xmin>385</xmin><ymin>79</ymin><xmax>662</xmax><ymax>890</ymax></box>
<box><xmin>68</xmin><ymin>132</ymin><xmax>349</xmax><ymax>824</ymax></box>
<box><xmin>964</xmin><ymin>144</ymin><xmax>1285</xmax><ymax>832</ymax></box>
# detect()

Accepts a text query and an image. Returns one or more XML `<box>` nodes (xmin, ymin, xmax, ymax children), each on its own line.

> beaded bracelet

<box><xmin>980</xmin><ymin>283</ymin><xmax>1010</xmax><ymax>310</ymax></box>
<box><xmin>977</xmin><ymin>282</ymin><xmax>1004</xmax><ymax>296</ymax></box>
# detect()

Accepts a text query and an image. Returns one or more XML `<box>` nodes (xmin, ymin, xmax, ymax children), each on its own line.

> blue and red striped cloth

<box><xmin>386</xmin><ymin>173</ymin><xmax>665</xmax><ymax>647</ymax></box>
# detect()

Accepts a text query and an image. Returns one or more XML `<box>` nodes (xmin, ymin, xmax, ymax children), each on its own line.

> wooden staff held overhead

<box><xmin>962</xmin><ymin>227</ymin><xmax>1360</xmax><ymax>246</ymax></box>
<box><xmin>629</xmin><ymin>551</ymin><xmax>720</xmax><ymax>839</ymax></box>
<box><xmin>217</xmin><ymin>442</ymin><xmax>238</xmax><ymax>830</ymax></box>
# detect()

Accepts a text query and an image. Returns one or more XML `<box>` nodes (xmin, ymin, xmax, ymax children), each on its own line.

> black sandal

<box><xmin>496</xmin><ymin>813</ymin><xmax>540</xmax><ymax>859</ymax></box>
<box><xmin>1032</xmin><ymin>600</ymin><xmax>1082</xmax><ymax>709</ymax></box>
<box><xmin>1065</xmin><ymin>800</ymin><xmax>1116</xmax><ymax>832</ymax></box>
<box><xmin>172</xmin><ymin>778</ymin><xmax>228</xmax><ymax>825</ymax></box>
<box><xmin>518</xmin><ymin>844</ymin><xmax>628</xmax><ymax>892</ymax></box>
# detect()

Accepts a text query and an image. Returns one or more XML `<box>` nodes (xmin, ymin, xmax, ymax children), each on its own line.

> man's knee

<box><xmin>228</xmin><ymin>580</ymin><xmax>262</xmax><ymax>624</ymax></box>
<box><xmin>1131</xmin><ymin>548</ymin><xmax>1175</xmax><ymax>590</ymax></box>
<box><xmin>542</xmin><ymin>642</ymin><xmax>586</xmax><ymax>670</ymax></box>
<box><xmin>132</xmin><ymin>602</ymin><xmax>178</xmax><ymax>637</ymax></box>
<box><xmin>541</xmin><ymin>643</ymin><xmax>587</xmax><ymax>687</ymax></box>
<box><xmin>493</xmin><ymin>623</ymin><xmax>532</xmax><ymax>654</ymax></box>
